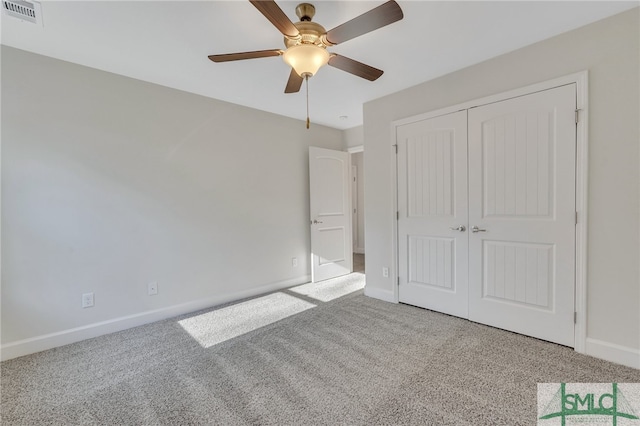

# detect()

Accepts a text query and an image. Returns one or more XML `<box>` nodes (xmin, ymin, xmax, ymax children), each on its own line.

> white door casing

<box><xmin>352</xmin><ymin>164</ymin><xmax>358</xmax><ymax>250</ymax></box>
<box><xmin>467</xmin><ymin>84</ymin><xmax>576</xmax><ymax>347</ymax></box>
<box><xmin>309</xmin><ymin>147</ymin><xmax>353</xmax><ymax>282</ymax></box>
<box><xmin>397</xmin><ymin>111</ymin><xmax>469</xmax><ymax>318</ymax></box>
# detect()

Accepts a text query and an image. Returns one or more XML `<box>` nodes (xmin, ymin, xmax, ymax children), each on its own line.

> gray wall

<box><xmin>363</xmin><ymin>9</ymin><xmax>639</xmax><ymax>358</ymax></box>
<box><xmin>1</xmin><ymin>46</ymin><xmax>343</xmax><ymax>347</ymax></box>
<box><xmin>343</xmin><ymin>126</ymin><xmax>364</xmax><ymax>150</ymax></box>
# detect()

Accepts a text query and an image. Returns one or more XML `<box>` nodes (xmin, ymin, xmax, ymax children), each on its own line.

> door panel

<box><xmin>408</xmin><ymin>236</ymin><xmax>454</xmax><ymax>289</ymax></box>
<box><xmin>482</xmin><ymin>110</ymin><xmax>554</xmax><ymax>218</ymax></box>
<box><xmin>483</xmin><ymin>241</ymin><xmax>553</xmax><ymax>308</ymax></box>
<box><xmin>468</xmin><ymin>84</ymin><xmax>576</xmax><ymax>346</ymax></box>
<box><xmin>309</xmin><ymin>147</ymin><xmax>352</xmax><ymax>282</ymax></box>
<box><xmin>397</xmin><ymin>111</ymin><xmax>468</xmax><ymax>318</ymax></box>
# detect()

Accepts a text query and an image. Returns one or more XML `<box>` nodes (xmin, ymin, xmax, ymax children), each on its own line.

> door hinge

<box><xmin>575</xmin><ymin>109</ymin><xmax>581</xmax><ymax>124</ymax></box>
<box><xmin>575</xmin><ymin>211</ymin><xmax>578</xmax><ymax>225</ymax></box>
<box><xmin>397</xmin><ymin>211</ymin><xmax>399</xmax><ymax>220</ymax></box>
<box><xmin>574</xmin><ymin>312</ymin><xmax>577</xmax><ymax>324</ymax></box>
<box><xmin>393</xmin><ymin>144</ymin><xmax>398</xmax><ymax>154</ymax></box>
<box><xmin>397</xmin><ymin>277</ymin><xmax>400</xmax><ymax>286</ymax></box>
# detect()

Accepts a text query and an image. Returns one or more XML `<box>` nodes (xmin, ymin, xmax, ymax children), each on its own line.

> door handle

<box><xmin>471</xmin><ymin>225</ymin><xmax>487</xmax><ymax>233</ymax></box>
<box><xmin>449</xmin><ymin>225</ymin><xmax>466</xmax><ymax>232</ymax></box>
<box><xmin>312</xmin><ymin>219</ymin><xmax>324</xmax><ymax>225</ymax></box>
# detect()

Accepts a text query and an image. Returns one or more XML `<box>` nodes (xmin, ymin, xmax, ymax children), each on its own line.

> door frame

<box><xmin>390</xmin><ymin>71</ymin><xmax>589</xmax><ymax>354</ymax></box>
<box><xmin>348</xmin><ymin>145</ymin><xmax>365</xmax><ymax>255</ymax></box>
<box><xmin>351</xmin><ymin>164</ymin><xmax>358</xmax><ymax>251</ymax></box>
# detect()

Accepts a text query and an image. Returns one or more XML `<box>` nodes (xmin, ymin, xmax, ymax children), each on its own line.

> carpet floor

<box><xmin>2</xmin><ymin>272</ymin><xmax>639</xmax><ymax>425</ymax></box>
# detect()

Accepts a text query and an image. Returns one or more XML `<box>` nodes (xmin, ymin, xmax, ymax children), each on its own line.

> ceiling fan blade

<box><xmin>325</xmin><ymin>1</ymin><xmax>403</xmax><ymax>45</ymax></box>
<box><xmin>208</xmin><ymin>49</ymin><xmax>283</xmax><ymax>62</ymax></box>
<box><xmin>249</xmin><ymin>0</ymin><xmax>300</xmax><ymax>39</ymax></box>
<box><xmin>284</xmin><ymin>69</ymin><xmax>304</xmax><ymax>93</ymax></box>
<box><xmin>328</xmin><ymin>54</ymin><xmax>383</xmax><ymax>81</ymax></box>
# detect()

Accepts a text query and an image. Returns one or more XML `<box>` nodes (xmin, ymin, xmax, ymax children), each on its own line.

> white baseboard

<box><xmin>584</xmin><ymin>337</ymin><xmax>640</xmax><ymax>369</ymax></box>
<box><xmin>364</xmin><ymin>285</ymin><xmax>395</xmax><ymax>303</ymax></box>
<box><xmin>1</xmin><ymin>275</ymin><xmax>311</xmax><ymax>362</ymax></box>
<box><xmin>354</xmin><ymin>247</ymin><xmax>365</xmax><ymax>254</ymax></box>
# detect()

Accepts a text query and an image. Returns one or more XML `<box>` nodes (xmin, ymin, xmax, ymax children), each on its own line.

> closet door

<box><xmin>467</xmin><ymin>84</ymin><xmax>576</xmax><ymax>346</ymax></box>
<box><xmin>397</xmin><ymin>111</ymin><xmax>469</xmax><ymax>318</ymax></box>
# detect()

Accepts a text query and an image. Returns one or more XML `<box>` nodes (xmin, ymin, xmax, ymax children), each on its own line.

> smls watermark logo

<box><xmin>538</xmin><ymin>383</ymin><xmax>640</xmax><ymax>425</ymax></box>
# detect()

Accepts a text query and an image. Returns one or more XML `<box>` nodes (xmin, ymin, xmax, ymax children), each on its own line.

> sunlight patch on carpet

<box><xmin>178</xmin><ymin>292</ymin><xmax>316</xmax><ymax>348</ymax></box>
<box><xmin>288</xmin><ymin>273</ymin><xmax>365</xmax><ymax>302</ymax></box>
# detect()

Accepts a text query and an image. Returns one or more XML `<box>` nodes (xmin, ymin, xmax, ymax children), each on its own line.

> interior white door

<box><xmin>309</xmin><ymin>147</ymin><xmax>352</xmax><ymax>282</ymax></box>
<box><xmin>468</xmin><ymin>84</ymin><xmax>576</xmax><ymax>346</ymax></box>
<box><xmin>397</xmin><ymin>111</ymin><xmax>469</xmax><ymax>318</ymax></box>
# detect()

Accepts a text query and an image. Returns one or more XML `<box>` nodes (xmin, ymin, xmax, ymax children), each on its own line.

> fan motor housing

<box><xmin>284</xmin><ymin>22</ymin><xmax>327</xmax><ymax>48</ymax></box>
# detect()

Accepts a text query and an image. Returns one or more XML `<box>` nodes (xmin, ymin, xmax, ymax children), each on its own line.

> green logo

<box><xmin>539</xmin><ymin>383</ymin><xmax>639</xmax><ymax>425</ymax></box>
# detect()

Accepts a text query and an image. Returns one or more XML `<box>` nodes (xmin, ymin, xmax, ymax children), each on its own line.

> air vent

<box><xmin>2</xmin><ymin>0</ymin><xmax>42</xmax><ymax>26</ymax></box>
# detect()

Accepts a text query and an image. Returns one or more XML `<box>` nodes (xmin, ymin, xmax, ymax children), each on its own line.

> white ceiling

<box><xmin>2</xmin><ymin>1</ymin><xmax>638</xmax><ymax>130</ymax></box>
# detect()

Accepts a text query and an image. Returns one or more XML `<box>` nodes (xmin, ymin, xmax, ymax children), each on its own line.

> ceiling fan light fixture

<box><xmin>283</xmin><ymin>44</ymin><xmax>329</xmax><ymax>77</ymax></box>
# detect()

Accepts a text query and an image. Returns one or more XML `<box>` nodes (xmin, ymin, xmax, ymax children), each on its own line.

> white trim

<box><xmin>574</xmin><ymin>71</ymin><xmax>589</xmax><ymax>354</ymax></box>
<box><xmin>364</xmin><ymin>285</ymin><xmax>395</xmax><ymax>303</ymax></box>
<box><xmin>390</xmin><ymin>125</ymin><xmax>400</xmax><ymax>303</ymax></box>
<box><xmin>349</xmin><ymin>147</ymin><xmax>364</xmax><ymax>258</ymax></box>
<box><xmin>1</xmin><ymin>275</ymin><xmax>311</xmax><ymax>361</ymax></box>
<box><xmin>390</xmin><ymin>71</ymin><xmax>589</xmax><ymax>355</ymax></box>
<box><xmin>585</xmin><ymin>338</ymin><xmax>640</xmax><ymax>369</ymax></box>
<box><xmin>351</xmin><ymin>164</ymin><xmax>358</xmax><ymax>252</ymax></box>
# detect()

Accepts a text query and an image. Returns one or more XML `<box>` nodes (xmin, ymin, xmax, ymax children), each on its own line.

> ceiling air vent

<box><xmin>2</xmin><ymin>0</ymin><xmax>42</xmax><ymax>26</ymax></box>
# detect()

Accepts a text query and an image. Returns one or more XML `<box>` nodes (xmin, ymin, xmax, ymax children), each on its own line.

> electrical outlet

<box><xmin>148</xmin><ymin>281</ymin><xmax>158</xmax><ymax>296</ymax></box>
<box><xmin>382</xmin><ymin>267</ymin><xmax>389</xmax><ymax>278</ymax></box>
<box><xmin>292</xmin><ymin>257</ymin><xmax>298</xmax><ymax>267</ymax></box>
<box><xmin>82</xmin><ymin>292</ymin><xmax>94</xmax><ymax>308</ymax></box>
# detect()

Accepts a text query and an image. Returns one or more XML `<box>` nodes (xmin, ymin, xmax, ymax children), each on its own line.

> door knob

<box><xmin>449</xmin><ymin>225</ymin><xmax>466</xmax><ymax>232</ymax></box>
<box><xmin>471</xmin><ymin>225</ymin><xmax>487</xmax><ymax>233</ymax></box>
<box><xmin>312</xmin><ymin>219</ymin><xmax>324</xmax><ymax>224</ymax></box>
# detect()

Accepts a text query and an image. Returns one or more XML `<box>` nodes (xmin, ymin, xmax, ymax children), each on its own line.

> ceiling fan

<box><xmin>208</xmin><ymin>1</ymin><xmax>403</xmax><ymax>126</ymax></box>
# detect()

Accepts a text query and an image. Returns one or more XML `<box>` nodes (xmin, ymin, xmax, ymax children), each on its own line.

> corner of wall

<box><xmin>363</xmin><ymin>285</ymin><xmax>395</xmax><ymax>303</ymax></box>
<box><xmin>342</xmin><ymin>125</ymin><xmax>365</xmax><ymax>150</ymax></box>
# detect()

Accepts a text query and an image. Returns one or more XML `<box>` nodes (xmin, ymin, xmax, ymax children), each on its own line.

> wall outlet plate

<box><xmin>82</xmin><ymin>292</ymin><xmax>94</xmax><ymax>308</ymax></box>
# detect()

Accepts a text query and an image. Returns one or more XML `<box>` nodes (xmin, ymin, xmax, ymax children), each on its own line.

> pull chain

<box><xmin>305</xmin><ymin>74</ymin><xmax>310</xmax><ymax>129</ymax></box>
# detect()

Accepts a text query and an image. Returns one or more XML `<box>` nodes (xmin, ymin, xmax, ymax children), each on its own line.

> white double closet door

<box><xmin>397</xmin><ymin>84</ymin><xmax>576</xmax><ymax>347</ymax></box>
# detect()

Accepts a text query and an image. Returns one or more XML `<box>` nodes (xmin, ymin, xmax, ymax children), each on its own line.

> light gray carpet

<box><xmin>2</xmin><ymin>272</ymin><xmax>639</xmax><ymax>425</ymax></box>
